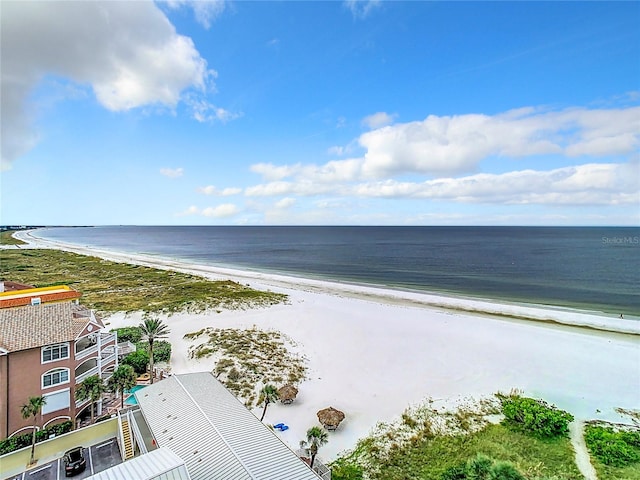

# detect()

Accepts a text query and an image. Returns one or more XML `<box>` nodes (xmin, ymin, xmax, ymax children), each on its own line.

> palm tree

<box><xmin>305</xmin><ymin>426</ymin><xmax>328</xmax><ymax>469</ymax></box>
<box><xmin>21</xmin><ymin>396</ymin><xmax>46</xmax><ymax>465</ymax></box>
<box><xmin>75</xmin><ymin>375</ymin><xmax>106</xmax><ymax>424</ymax></box>
<box><xmin>139</xmin><ymin>317</ymin><xmax>170</xmax><ymax>384</ymax></box>
<box><xmin>107</xmin><ymin>364</ymin><xmax>137</xmax><ymax>408</ymax></box>
<box><xmin>259</xmin><ymin>384</ymin><xmax>279</xmax><ymax>421</ymax></box>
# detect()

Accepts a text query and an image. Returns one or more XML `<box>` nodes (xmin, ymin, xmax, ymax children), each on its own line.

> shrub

<box><xmin>0</xmin><ymin>420</ymin><xmax>72</xmax><ymax>455</ymax></box>
<box><xmin>488</xmin><ymin>462</ymin><xmax>526</xmax><ymax>480</ymax></box>
<box><xmin>584</xmin><ymin>425</ymin><xmax>640</xmax><ymax>467</ymax></box>
<box><xmin>122</xmin><ymin>349</ymin><xmax>150</xmax><ymax>374</ymax></box>
<box><xmin>111</xmin><ymin>326</ymin><xmax>142</xmax><ymax>343</ymax></box>
<box><xmin>466</xmin><ymin>454</ymin><xmax>493</xmax><ymax>479</ymax></box>
<box><xmin>439</xmin><ymin>455</ymin><xmax>526</xmax><ymax>480</ymax></box>
<box><xmin>331</xmin><ymin>462</ymin><xmax>364</xmax><ymax>480</ymax></box>
<box><xmin>136</xmin><ymin>340</ymin><xmax>171</xmax><ymax>363</ymax></box>
<box><xmin>499</xmin><ymin>395</ymin><xmax>573</xmax><ymax>438</ymax></box>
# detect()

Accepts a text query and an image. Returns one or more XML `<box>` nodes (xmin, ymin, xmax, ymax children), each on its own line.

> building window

<box><xmin>42</xmin><ymin>344</ymin><xmax>69</xmax><ymax>363</ymax></box>
<box><xmin>42</xmin><ymin>390</ymin><xmax>70</xmax><ymax>415</ymax></box>
<box><xmin>42</xmin><ymin>368</ymin><xmax>70</xmax><ymax>389</ymax></box>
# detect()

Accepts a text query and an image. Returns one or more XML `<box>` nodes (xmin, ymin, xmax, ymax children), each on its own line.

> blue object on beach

<box><xmin>280</xmin><ymin>425</ymin><xmax>289</xmax><ymax>431</ymax></box>
<box><xmin>273</xmin><ymin>423</ymin><xmax>284</xmax><ymax>429</ymax></box>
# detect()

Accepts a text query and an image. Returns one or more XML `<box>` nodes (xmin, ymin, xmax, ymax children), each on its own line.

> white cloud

<box><xmin>250</xmin><ymin>105</ymin><xmax>640</xmax><ymax>182</ymax></box>
<box><xmin>362</xmin><ymin>111</ymin><xmax>397</xmax><ymax>129</ymax></box>
<box><xmin>177</xmin><ymin>205</ymin><xmax>200</xmax><ymax>216</ymax></box>
<box><xmin>189</xmin><ymin>97</ymin><xmax>242</xmax><ymax>123</ymax></box>
<box><xmin>177</xmin><ymin>203</ymin><xmax>240</xmax><ymax>217</ymax></box>
<box><xmin>243</xmin><ymin>160</ymin><xmax>639</xmax><ymax>207</ymax></box>
<box><xmin>160</xmin><ymin>167</ymin><xmax>184</xmax><ymax>178</ymax></box>
<box><xmin>275</xmin><ymin>197</ymin><xmax>296</xmax><ymax>209</ymax></box>
<box><xmin>198</xmin><ymin>185</ymin><xmax>242</xmax><ymax>196</ymax></box>
<box><xmin>352</xmin><ymin>162</ymin><xmax>639</xmax><ymax>206</ymax></box>
<box><xmin>344</xmin><ymin>0</ymin><xmax>382</xmax><ymax>19</ymax></box>
<box><xmin>164</xmin><ymin>0</ymin><xmax>227</xmax><ymax>29</ymax></box>
<box><xmin>202</xmin><ymin>203</ymin><xmax>240</xmax><ymax>217</ymax></box>
<box><xmin>1</xmin><ymin>1</ymin><xmax>214</xmax><ymax>170</ymax></box>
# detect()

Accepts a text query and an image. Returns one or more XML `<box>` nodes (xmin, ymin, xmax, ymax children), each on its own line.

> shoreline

<box><xmin>17</xmin><ymin>228</ymin><xmax>640</xmax><ymax>336</ymax></box>
<box><xmin>9</xmin><ymin>229</ymin><xmax>640</xmax><ymax>460</ymax></box>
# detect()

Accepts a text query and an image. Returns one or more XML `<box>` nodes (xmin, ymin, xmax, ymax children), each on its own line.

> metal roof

<box><xmin>136</xmin><ymin>372</ymin><xmax>320</xmax><ymax>480</ymax></box>
<box><xmin>86</xmin><ymin>447</ymin><xmax>191</xmax><ymax>480</ymax></box>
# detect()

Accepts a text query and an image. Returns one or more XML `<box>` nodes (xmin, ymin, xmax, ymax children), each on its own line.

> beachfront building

<box><xmin>0</xmin><ymin>284</ymin><xmax>117</xmax><ymax>439</ymax></box>
<box><xmin>131</xmin><ymin>372</ymin><xmax>324</xmax><ymax>479</ymax></box>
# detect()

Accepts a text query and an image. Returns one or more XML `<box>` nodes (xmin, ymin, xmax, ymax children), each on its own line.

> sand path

<box><xmin>569</xmin><ymin>421</ymin><xmax>598</xmax><ymax>480</ymax></box>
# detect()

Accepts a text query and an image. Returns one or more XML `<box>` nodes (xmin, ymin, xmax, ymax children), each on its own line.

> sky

<box><xmin>1</xmin><ymin>1</ymin><xmax>639</xmax><ymax>226</ymax></box>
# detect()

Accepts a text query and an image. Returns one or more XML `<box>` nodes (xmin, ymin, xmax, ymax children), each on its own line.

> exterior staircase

<box><xmin>121</xmin><ymin>419</ymin><xmax>135</xmax><ymax>460</ymax></box>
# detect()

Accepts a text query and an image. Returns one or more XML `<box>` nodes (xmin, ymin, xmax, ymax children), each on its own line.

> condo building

<box><xmin>0</xmin><ymin>283</ymin><xmax>118</xmax><ymax>439</ymax></box>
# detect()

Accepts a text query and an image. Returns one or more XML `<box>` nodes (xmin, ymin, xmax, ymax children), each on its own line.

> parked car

<box><xmin>63</xmin><ymin>447</ymin><xmax>86</xmax><ymax>476</ymax></box>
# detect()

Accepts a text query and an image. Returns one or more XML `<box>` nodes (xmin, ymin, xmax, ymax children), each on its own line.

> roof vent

<box><xmin>31</xmin><ymin>297</ymin><xmax>41</xmax><ymax>306</ymax></box>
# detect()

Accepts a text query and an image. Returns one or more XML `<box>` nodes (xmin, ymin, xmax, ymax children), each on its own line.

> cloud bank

<box><xmin>251</xmin><ymin>105</ymin><xmax>640</xmax><ymax>182</ymax></box>
<box><xmin>1</xmin><ymin>0</ymin><xmax>215</xmax><ymax>170</ymax></box>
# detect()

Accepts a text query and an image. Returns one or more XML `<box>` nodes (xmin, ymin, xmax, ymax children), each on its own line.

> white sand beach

<box><xmin>13</xmin><ymin>231</ymin><xmax>640</xmax><ymax>461</ymax></box>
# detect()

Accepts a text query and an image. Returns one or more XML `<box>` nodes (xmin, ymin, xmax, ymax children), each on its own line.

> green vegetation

<box><xmin>122</xmin><ymin>350</ymin><xmax>150</xmax><ymax>374</ymax></box>
<box><xmin>585</xmin><ymin>424</ymin><xmax>640</xmax><ymax>479</ymax></box>
<box><xmin>258</xmin><ymin>384</ymin><xmax>279</xmax><ymax>421</ymax></box>
<box><xmin>0</xmin><ymin>230</ymin><xmax>27</xmax><ymax>245</ymax></box>
<box><xmin>136</xmin><ymin>340</ymin><xmax>171</xmax><ymax>363</ymax></box>
<box><xmin>0</xmin><ymin>248</ymin><xmax>287</xmax><ymax>314</ymax></box>
<box><xmin>107</xmin><ymin>364</ymin><xmax>137</xmax><ymax>407</ymax></box>
<box><xmin>0</xmin><ymin>421</ymin><xmax>73</xmax><ymax>456</ymax></box>
<box><xmin>331</xmin><ymin>398</ymin><xmax>582</xmax><ymax>480</ymax></box>
<box><xmin>112</xmin><ymin>326</ymin><xmax>172</xmax><ymax>363</ymax></box>
<box><xmin>20</xmin><ymin>395</ymin><xmax>47</xmax><ymax>464</ymax></box>
<box><xmin>111</xmin><ymin>326</ymin><xmax>143</xmax><ymax>343</ymax></box>
<box><xmin>304</xmin><ymin>426</ymin><xmax>329</xmax><ymax>469</ymax></box>
<box><xmin>75</xmin><ymin>375</ymin><xmax>106</xmax><ymax>424</ymax></box>
<box><xmin>185</xmin><ymin>326</ymin><xmax>306</xmax><ymax>407</ymax></box>
<box><xmin>498</xmin><ymin>394</ymin><xmax>573</xmax><ymax>439</ymax></box>
<box><xmin>442</xmin><ymin>454</ymin><xmax>525</xmax><ymax>480</ymax></box>
<box><xmin>139</xmin><ymin>317</ymin><xmax>170</xmax><ymax>384</ymax></box>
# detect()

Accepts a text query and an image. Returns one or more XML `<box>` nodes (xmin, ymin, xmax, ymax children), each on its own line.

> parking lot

<box><xmin>6</xmin><ymin>438</ymin><xmax>122</xmax><ymax>480</ymax></box>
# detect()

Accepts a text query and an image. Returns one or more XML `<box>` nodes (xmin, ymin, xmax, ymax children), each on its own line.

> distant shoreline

<box><xmin>18</xmin><ymin>228</ymin><xmax>640</xmax><ymax>336</ymax></box>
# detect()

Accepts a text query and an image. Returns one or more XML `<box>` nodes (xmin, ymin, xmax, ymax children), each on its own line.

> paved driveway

<box><xmin>7</xmin><ymin>438</ymin><xmax>122</xmax><ymax>480</ymax></box>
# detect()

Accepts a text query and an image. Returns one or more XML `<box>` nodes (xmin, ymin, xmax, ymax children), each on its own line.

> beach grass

<box><xmin>0</xmin><ymin>230</ymin><xmax>27</xmax><ymax>245</ymax></box>
<box><xmin>332</xmin><ymin>398</ymin><xmax>583</xmax><ymax>480</ymax></box>
<box><xmin>185</xmin><ymin>326</ymin><xmax>306</xmax><ymax>407</ymax></box>
<box><xmin>0</xmin><ymin>249</ymin><xmax>287</xmax><ymax>314</ymax></box>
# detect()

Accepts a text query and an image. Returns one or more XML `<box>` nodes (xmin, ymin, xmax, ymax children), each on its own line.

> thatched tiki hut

<box><xmin>278</xmin><ymin>385</ymin><xmax>299</xmax><ymax>405</ymax></box>
<box><xmin>317</xmin><ymin>406</ymin><xmax>345</xmax><ymax>431</ymax></box>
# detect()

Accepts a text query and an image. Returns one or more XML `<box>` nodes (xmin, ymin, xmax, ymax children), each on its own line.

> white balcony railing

<box><xmin>101</xmin><ymin>332</ymin><xmax>117</xmax><ymax>346</ymax></box>
<box><xmin>75</xmin><ymin>343</ymin><xmax>98</xmax><ymax>360</ymax></box>
<box><xmin>76</xmin><ymin>365</ymin><xmax>99</xmax><ymax>384</ymax></box>
<box><xmin>101</xmin><ymin>353</ymin><xmax>117</xmax><ymax>367</ymax></box>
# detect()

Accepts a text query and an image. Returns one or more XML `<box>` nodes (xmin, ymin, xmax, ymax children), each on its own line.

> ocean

<box><xmin>34</xmin><ymin>226</ymin><xmax>639</xmax><ymax>317</ymax></box>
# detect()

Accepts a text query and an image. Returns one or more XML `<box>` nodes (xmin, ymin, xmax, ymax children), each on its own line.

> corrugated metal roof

<box><xmin>86</xmin><ymin>447</ymin><xmax>191</xmax><ymax>480</ymax></box>
<box><xmin>136</xmin><ymin>372</ymin><xmax>320</xmax><ymax>480</ymax></box>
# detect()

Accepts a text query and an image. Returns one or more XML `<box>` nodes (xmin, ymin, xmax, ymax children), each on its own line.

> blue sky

<box><xmin>1</xmin><ymin>1</ymin><xmax>639</xmax><ymax>226</ymax></box>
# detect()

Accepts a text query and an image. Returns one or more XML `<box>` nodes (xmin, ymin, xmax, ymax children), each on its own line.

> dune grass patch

<box><xmin>185</xmin><ymin>326</ymin><xmax>306</xmax><ymax>407</ymax></box>
<box><xmin>332</xmin><ymin>397</ymin><xmax>582</xmax><ymax>480</ymax></box>
<box><xmin>0</xmin><ymin>249</ymin><xmax>287</xmax><ymax>314</ymax></box>
<box><xmin>0</xmin><ymin>230</ymin><xmax>27</xmax><ymax>245</ymax></box>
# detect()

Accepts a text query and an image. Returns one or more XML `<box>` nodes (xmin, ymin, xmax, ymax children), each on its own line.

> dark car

<box><xmin>63</xmin><ymin>447</ymin><xmax>86</xmax><ymax>477</ymax></box>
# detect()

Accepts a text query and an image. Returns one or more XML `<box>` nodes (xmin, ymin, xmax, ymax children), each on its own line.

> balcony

<box><xmin>76</xmin><ymin>365</ymin><xmax>99</xmax><ymax>384</ymax></box>
<box><xmin>75</xmin><ymin>332</ymin><xmax>118</xmax><ymax>361</ymax></box>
